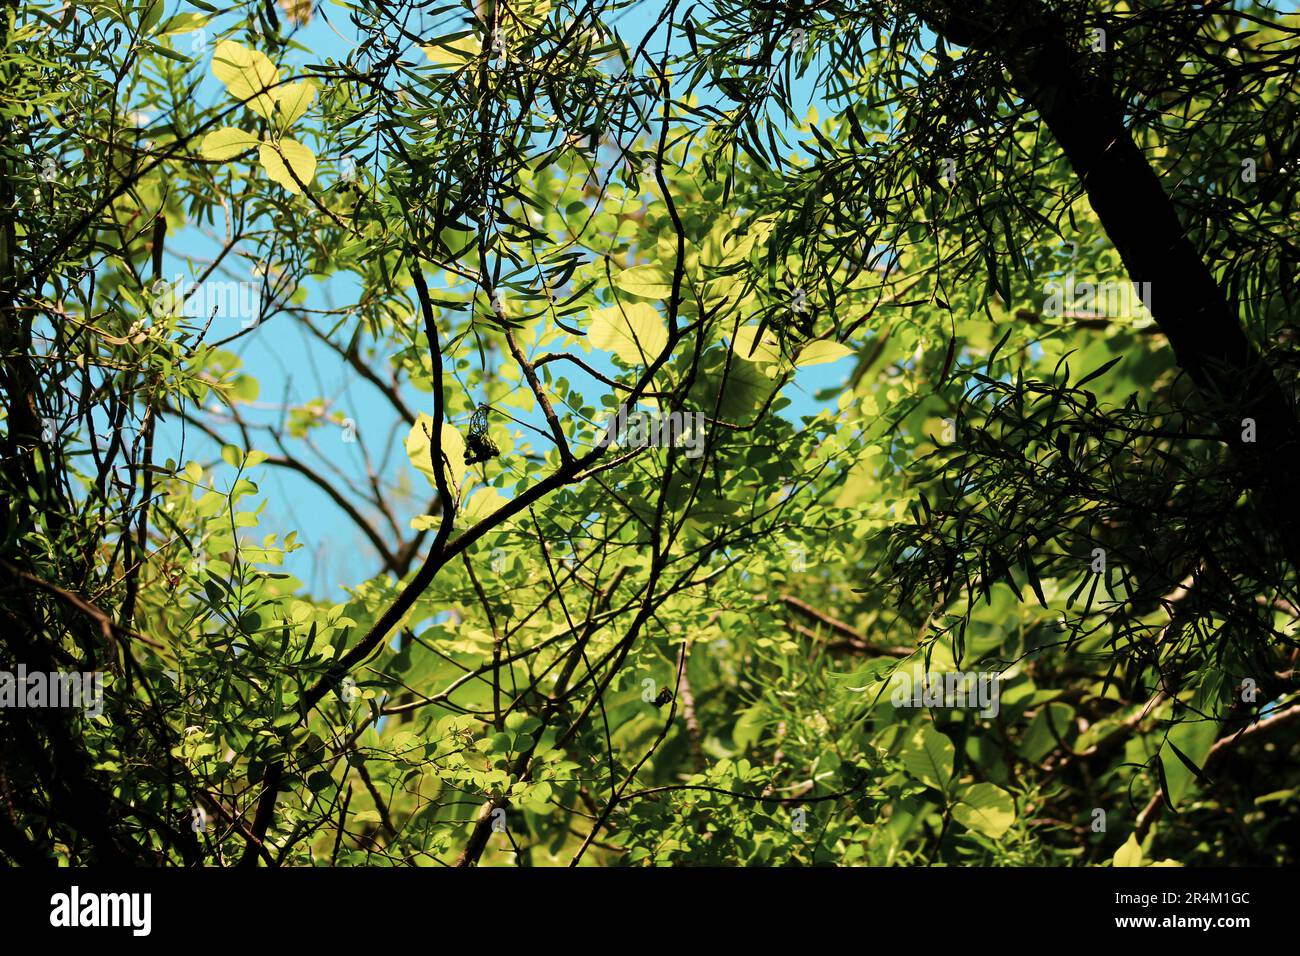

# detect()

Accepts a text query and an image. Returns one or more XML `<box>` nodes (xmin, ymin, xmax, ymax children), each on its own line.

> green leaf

<box><xmin>158</xmin><ymin>12</ymin><xmax>209</xmax><ymax>36</ymax></box>
<box><xmin>1162</xmin><ymin>696</ymin><xmax>1220</xmax><ymax>806</ymax></box>
<box><xmin>689</xmin><ymin>350</ymin><xmax>774</xmax><ymax>422</ymax></box>
<box><xmin>952</xmin><ymin>783</ymin><xmax>1016</xmax><ymax>839</ymax></box>
<box><xmin>1021</xmin><ymin>546</ymin><xmax>1048</xmax><ymax>608</ymax></box>
<box><xmin>530</xmin><ymin>781</ymin><xmax>553</xmax><ymax>804</ymax></box>
<box><xmin>731</xmin><ymin>324</ymin><xmax>783</xmax><ymax>368</ymax></box>
<box><xmin>833</xmin><ymin>657</ymin><xmax>897</xmax><ymax>692</ymax></box>
<box><xmin>140</xmin><ymin>0</ymin><xmax>164</xmax><ymax>33</ymax></box>
<box><xmin>900</xmin><ymin>723</ymin><xmax>954</xmax><ymax>793</ymax></box>
<box><xmin>515</xmin><ymin>0</ymin><xmax>551</xmax><ymax>30</ymax></box>
<box><xmin>227</xmin><ymin>374</ymin><xmax>260</xmax><ymax>404</ymax></box>
<box><xmin>588</xmin><ymin>302</ymin><xmax>668</xmax><ymax>365</ymax></box>
<box><xmin>461</xmin><ymin>486</ymin><xmax>508</xmax><ymax>524</ymax></box>
<box><xmin>795</xmin><ymin>339</ymin><xmax>853</xmax><ymax>367</ymax></box>
<box><xmin>1018</xmin><ymin>702</ymin><xmax>1075</xmax><ymax>763</ymax></box>
<box><xmin>1075</xmin><ymin>355</ymin><xmax>1123</xmax><ymax>390</ymax></box>
<box><xmin>1112</xmin><ymin>833</ymin><xmax>1143</xmax><ymax>867</ymax></box>
<box><xmin>199</xmin><ymin>127</ymin><xmax>260</xmax><ymax>161</ymax></box>
<box><xmin>732</xmin><ymin>703</ymin><xmax>766</xmax><ymax>750</ymax></box>
<box><xmin>144</xmin><ymin>41</ymin><xmax>191</xmax><ymax>62</ymax></box>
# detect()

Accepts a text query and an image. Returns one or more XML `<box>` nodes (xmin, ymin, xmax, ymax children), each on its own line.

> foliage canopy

<box><xmin>1</xmin><ymin>0</ymin><xmax>1299</xmax><ymax>866</ymax></box>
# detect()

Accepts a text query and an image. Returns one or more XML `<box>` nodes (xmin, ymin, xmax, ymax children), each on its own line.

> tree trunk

<box><xmin>930</xmin><ymin>2</ymin><xmax>1300</xmax><ymax>578</ymax></box>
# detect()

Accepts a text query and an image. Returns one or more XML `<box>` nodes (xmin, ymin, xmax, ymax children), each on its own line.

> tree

<box><xmin>0</xmin><ymin>0</ymin><xmax>1296</xmax><ymax>867</ymax></box>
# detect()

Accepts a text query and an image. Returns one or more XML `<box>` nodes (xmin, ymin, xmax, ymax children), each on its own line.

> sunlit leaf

<box><xmin>952</xmin><ymin>783</ymin><xmax>1016</xmax><ymax>839</ymax></box>
<box><xmin>258</xmin><ymin>139</ymin><xmax>317</xmax><ymax>193</ymax></box>
<box><xmin>270</xmin><ymin>80</ymin><xmax>317</xmax><ymax>129</ymax></box>
<box><xmin>588</xmin><ymin>302</ymin><xmax>668</xmax><ymax>365</ymax></box>
<box><xmin>211</xmin><ymin>40</ymin><xmax>280</xmax><ymax>120</ymax></box>
<box><xmin>612</xmin><ymin>264</ymin><xmax>674</xmax><ymax>299</ymax></box>
<box><xmin>199</xmin><ymin>127</ymin><xmax>260</xmax><ymax>161</ymax></box>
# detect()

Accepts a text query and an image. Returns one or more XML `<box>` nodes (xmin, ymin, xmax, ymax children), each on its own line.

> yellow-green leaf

<box><xmin>900</xmin><ymin>723</ymin><xmax>954</xmax><ymax>793</ymax></box>
<box><xmin>688</xmin><ymin>353</ymin><xmax>773</xmax><ymax>422</ymax></box>
<box><xmin>461</xmin><ymin>487</ymin><xmax>508</xmax><ymax>524</ymax></box>
<box><xmin>422</xmin><ymin>34</ymin><xmax>479</xmax><ymax>67</ymax></box>
<box><xmin>795</xmin><ymin>339</ymin><xmax>854</xmax><ymax>367</ymax></box>
<box><xmin>612</xmin><ymin>264</ymin><xmax>674</xmax><ymax>299</ymax></box>
<box><xmin>698</xmin><ymin>216</ymin><xmax>771</xmax><ymax>268</ymax></box>
<box><xmin>271</xmin><ymin>80</ymin><xmax>317</xmax><ymax>129</ymax></box>
<box><xmin>158</xmin><ymin>11</ymin><xmax>209</xmax><ymax>36</ymax></box>
<box><xmin>731</xmin><ymin>324</ymin><xmax>783</xmax><ymax>369</ymax></box>
<box><xmin>1112</xmin><ymin>833</ymin><xmax>1143</xmax><ymax>867</ymax></box>
<box><xmin>588</xmin><ymin>302</ymin><xmax>668</xmax><ymax>365</ymax></box>
<box><xmin>406</xmin><ymin>414</ymin><xmax>467</xmax><ymax>492</ymax></box>
<box><xmin>258</xmin><ymin>139</ymin><xmax>316</xmax><ymax>194</ymax></box>
<box><xmin>211</xmin><ymin>40</ymin><xmax>279</xmax><ymax>119</ymax></box>
<box><xmin>200</xmin><ymin>127</ymin><xmax>261</xmax><ymax>161</ymax></box>
<box><xmin>952</xmin><ymin>783</ymin><xmax>1016</xmax><ymax>839</ymax></box>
